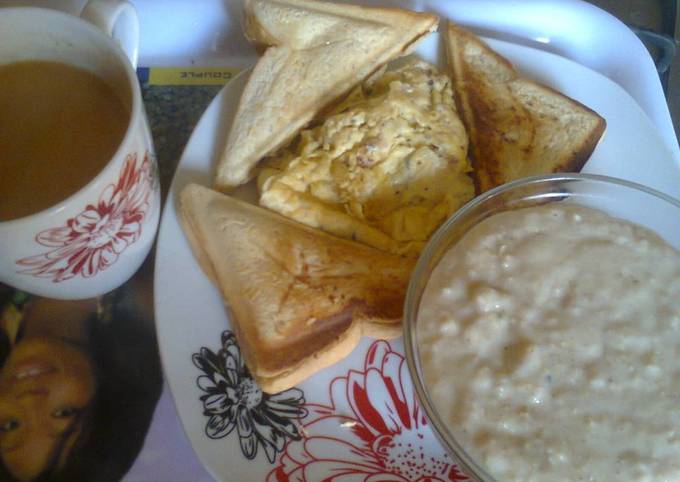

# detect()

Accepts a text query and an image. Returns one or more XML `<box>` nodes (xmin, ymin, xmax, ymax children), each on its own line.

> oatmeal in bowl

<box><xmin>404</xmin><ymin>174</ymin><xmax>680</xmax><ymax>482</ymax></box>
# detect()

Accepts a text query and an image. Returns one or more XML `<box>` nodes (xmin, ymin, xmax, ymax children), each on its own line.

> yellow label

<box><xmin>148</xmin><ymin>67</ymin><xmax>240</xmax><ymax>86</ymax></box>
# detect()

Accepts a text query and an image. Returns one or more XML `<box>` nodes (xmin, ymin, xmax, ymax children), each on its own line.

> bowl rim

<box><xmin>402</xmin><ymin>172</ymin><xmax>680</xmax><ymax>481</ymax></box>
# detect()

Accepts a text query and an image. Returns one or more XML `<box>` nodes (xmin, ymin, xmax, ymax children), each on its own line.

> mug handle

<box><xmin>80</xmin><ymin>0</ymin><xmax>140</xmax><ymax>69</ymax></box>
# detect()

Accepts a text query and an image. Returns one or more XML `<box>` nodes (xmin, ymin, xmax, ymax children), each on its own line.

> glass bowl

<box><xmin>403</xmin><ymin>173</ymin><xmax>680</xmax><ymax>481</ymax></box>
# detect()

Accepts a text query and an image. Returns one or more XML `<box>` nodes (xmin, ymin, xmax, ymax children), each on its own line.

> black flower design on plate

<box><xmin>192</xmin><ymin>330</ymin><xmax>307</xmax><ymax>463</ymax></box>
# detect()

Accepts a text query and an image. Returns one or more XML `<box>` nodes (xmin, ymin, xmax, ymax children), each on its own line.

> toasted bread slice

<box><xmin>214</xmin><ymin>0</ymin><xmax>438</xmax><ymax>190</ymax></box>
<box><xmin>179</xmin><ymin>183</ymin><xmax>414</xmax><ymax>393</ymax></box>
<box><xmin>446</xmin><ymin>23</ymin><xmax>606</xmax><ymax>193</ymax></box>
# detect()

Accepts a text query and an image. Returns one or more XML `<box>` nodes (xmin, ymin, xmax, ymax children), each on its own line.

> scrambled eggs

<box><xmin>258</xmin><ymin>59</ymin><xmax>473</xmax><ymax>256</ymax></box>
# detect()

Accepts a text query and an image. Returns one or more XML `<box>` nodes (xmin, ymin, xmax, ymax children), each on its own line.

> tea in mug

<box><xmin>0</xmin><ymin>61</ymin><xmax>130</xmax><ymax>221</ymax></box>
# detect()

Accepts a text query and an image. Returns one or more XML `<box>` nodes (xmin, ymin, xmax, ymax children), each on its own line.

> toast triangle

<box><xmin>179</xmin><ymin>183</ymin><xmax>413</xmax><ymax>393</ymax></box>
<box><xmin>214</xmin><ymin>0</ymin><xmax>438</xmax><ymax>190</ymax></box>
<box><xmin>446</xmin><ymin>23</ymin><xmax>606</xmax><ymax>193</ymax></box>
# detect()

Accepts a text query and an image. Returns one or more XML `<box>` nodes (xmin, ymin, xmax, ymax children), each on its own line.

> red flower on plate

<box><xmin>16</xmin><ymin>151</ymin><xmax>154</xmax><ymax>282</ymax></box>
<box><xmin>267</xmin><ymin>340</ymin><xmax>469</xmax><ymax>482</ymax></box>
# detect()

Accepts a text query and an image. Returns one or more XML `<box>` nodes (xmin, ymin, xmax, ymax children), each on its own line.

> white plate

<box><xmin>154</xmin><ymin>33</ymin><xmax>680</xmax><ymax>482</ymax></box>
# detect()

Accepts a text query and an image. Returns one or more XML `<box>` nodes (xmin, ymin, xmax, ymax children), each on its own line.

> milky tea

<box><xmin>0</xmin><ymin>60</ymin><xmax>130</xmax><ymax>221</ymax></box>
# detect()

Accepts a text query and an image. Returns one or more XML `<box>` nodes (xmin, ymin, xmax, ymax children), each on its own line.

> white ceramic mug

<box><xmin>0</xmin><ymin>1</ymin><xmax>160</xmax><ymax>300</ymax></box>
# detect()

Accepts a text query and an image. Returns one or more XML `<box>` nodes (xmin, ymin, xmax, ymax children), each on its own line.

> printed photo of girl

<box><xmin>0</xmin><ymin>284</ymin><xmax>162</xmax><ymax>482</ymax></box>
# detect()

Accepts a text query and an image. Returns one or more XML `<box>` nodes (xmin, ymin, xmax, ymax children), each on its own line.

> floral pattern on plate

<box><xmin>16</xmin><ymin>151</ymin><xmax>154</xmax><ymax>282</ymax></box>
<box><xmin>193</xmin><ymin>331</ymin><xmax>307</xmax><ymax>463</ymax></box>
<box><xmin>267</xmin><ymin>339</ymin><xmax>469</xmax><ymax>482</ymax></box>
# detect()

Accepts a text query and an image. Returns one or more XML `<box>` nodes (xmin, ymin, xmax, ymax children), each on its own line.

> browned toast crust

<box><xmin>446</xmin><ymin>22</ymin><xmax>606</xmax><ymax>193</ymax></box>
<box><xmin>179</xmin><ymin>184</ymin><xmax>414</xmax><ymax>392</ymax></box>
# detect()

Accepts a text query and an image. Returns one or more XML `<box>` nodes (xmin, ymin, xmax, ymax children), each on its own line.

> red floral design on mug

<box><xmin>267</xmin><ymin>340</ymin><xmax>469</xmax><ymax>482</ymax></box>
<box><xmin>16</xmin><ymin>151</ymin><xmax>154</xmax><ymax>282</ymax></box>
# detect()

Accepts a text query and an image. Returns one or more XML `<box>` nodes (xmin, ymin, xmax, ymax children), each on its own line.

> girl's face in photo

<box><xmin>0</xmin><ymin>337</ymin><xmax>96</xmax><ymax>481</ymax></box>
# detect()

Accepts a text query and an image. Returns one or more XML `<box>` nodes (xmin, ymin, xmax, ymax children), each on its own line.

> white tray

<box><xmin>134</xmin><ymin>1</ymin><xmax>679</xmax><ymax>481</ymax></box>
